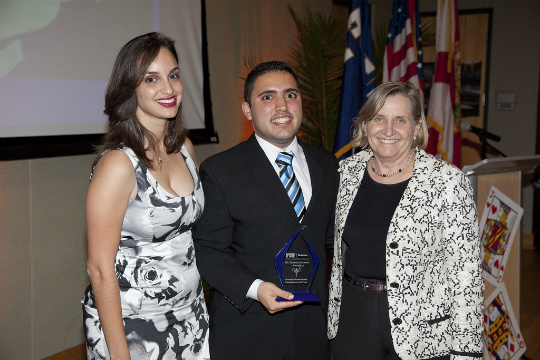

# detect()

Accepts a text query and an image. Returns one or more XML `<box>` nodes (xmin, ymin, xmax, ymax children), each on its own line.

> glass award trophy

<box><xmin>274</xmin><ymin>229</ymin><xmax>320</xmax><ymax>302</ymax></box>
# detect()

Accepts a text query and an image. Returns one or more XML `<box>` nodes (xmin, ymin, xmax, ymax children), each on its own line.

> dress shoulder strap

<box><xmin>89</xmin><ymin>146</ymin><xmax>125</xmax><ymax>182</ymax></box>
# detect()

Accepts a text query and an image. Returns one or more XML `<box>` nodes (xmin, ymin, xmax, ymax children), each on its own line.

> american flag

<box><xmin>426</xmin><ymin>0</ymin><xmax>461</xmax><ymax>166</ymax></box>
<box><xmin>383</xmin><ymin>0</ymin><xmax>425</xmax><ymax>102</ymax></box>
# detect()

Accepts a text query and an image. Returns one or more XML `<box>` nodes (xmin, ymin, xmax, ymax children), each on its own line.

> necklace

<box><xmin>370</xmin><ymin>151</ymin><xmax>414</xmax><ymax>178</ymax></box>
<box><xmin>153</xmin><ymin>150</ymin><xmax>162</xmax><ymax>165</ymax></box>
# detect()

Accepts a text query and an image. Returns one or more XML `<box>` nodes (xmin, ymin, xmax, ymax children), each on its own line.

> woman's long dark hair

<box><xmin>95</xmin><ymin>32</ymin><xmax>188</xmax><ymax>169</ymax></box>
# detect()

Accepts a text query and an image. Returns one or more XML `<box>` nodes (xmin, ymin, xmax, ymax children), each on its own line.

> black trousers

<box><xmin>331</xmin><ymin>279</ymin><xmax>451</xmax><ymax>360</ymax></box>
<box><xmin>284</xmin><ymin>302</ymin><xmax>330</xmax><ymax>360</ymax></box>
<box><xmin>331</xmin><ymin>279</ymin><xmax>400</xmax><ymax>360</ymax></box>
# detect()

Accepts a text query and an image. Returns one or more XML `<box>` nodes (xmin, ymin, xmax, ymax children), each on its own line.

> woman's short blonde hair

<box><xmin>351</xmin><ymin>81</ymin><xmax>429</xmax><ymax>150</ymax></box>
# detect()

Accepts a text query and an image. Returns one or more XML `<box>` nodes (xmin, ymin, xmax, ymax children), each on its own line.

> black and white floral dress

<box><xmin>82</xmin><ymin>145</ymin><xmax>210</xmax><ymax>360</ymax></box>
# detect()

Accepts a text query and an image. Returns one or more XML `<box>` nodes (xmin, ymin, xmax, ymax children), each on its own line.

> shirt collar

<box><xmin>255</xmin><ymin>134</ymin><xmax>301</xmax><ymax>159</ymax></box>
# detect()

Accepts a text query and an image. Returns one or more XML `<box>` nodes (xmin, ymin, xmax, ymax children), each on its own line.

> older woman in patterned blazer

<box><xmin>327</xmin><ymin>81</ymin><xmax>484</xmax><ymax>360</ymax></box>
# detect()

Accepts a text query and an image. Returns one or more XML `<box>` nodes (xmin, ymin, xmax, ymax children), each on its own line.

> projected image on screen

<box><xmin>0</xmin><ymin>0</ymin><xmax>207</xmax><ymax>138</ymax></box>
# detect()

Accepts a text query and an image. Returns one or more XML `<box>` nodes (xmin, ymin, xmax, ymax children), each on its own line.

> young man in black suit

<box><xmin>193</xmin><ymin>61</ymin><xmax>338</xmax><ymax>360</ymax></box>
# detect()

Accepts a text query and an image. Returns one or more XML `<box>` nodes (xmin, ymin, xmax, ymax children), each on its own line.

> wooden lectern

<box><xmin>462</xmin><ymin>155</ymin><xmax>540</xmax><ymax>325</ymax></box>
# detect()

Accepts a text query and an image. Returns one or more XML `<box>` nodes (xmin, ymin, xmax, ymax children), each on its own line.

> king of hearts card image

<box><xmin>483</xmin><ymin>284</ymin><xmax>526</xmax><ymax>360</ymax></box>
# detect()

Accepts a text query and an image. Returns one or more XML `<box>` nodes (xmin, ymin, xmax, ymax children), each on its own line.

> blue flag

<box><xmin>333</xmin><ymin>0</ymin><xmax>376</xmax><ymax>160</ymax></box>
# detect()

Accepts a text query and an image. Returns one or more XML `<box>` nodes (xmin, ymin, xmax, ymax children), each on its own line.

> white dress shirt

<box><xmin>247</xmin><ymin>135</ymin><xmax>313</xmax><ymax>300</ymax></box>
<box><xmin>255</xmin><ymin>134</ymin><xmax>312</xmax><ymax>207</ymax></box>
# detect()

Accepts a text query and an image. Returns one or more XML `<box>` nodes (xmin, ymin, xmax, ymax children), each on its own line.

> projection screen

<box><xmin>0</xmin><ymin>0</ymin><xmax>215</xmax><ymax>160</ymax></box>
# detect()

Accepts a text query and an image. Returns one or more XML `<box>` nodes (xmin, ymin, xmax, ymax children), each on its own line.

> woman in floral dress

<box><xmin>82</xmin><ymin>32</ymin><xmax>210</xmax><ymax>359</ymax></box>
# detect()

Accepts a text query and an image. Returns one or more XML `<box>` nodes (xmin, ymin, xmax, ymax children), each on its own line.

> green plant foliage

<box><xmin>288</xmin><ymin>5</ymin><xmax>346</xmax><ymax>152</ymax></box>
<box><xmin>372</xmin><ymin>20</ymin><xmax>389</xmax><ymax>86</ymax></box>
<box><xmin>419</xmin><ymin>16</ymin><xmax>436</xmax><ymax>46</ymax></box>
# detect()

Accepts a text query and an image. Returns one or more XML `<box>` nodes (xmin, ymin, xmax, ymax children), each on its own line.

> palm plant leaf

<box><xmin>288</xmin><ymin>6</ymin><xmax>346</xmax><ymax>152</ymax></box>
<box><xmin>373</xmin><ymin>20</ymin><xmax>389</xmax><ymax>86</ymax></box>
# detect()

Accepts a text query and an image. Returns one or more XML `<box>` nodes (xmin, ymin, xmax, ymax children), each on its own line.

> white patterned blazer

<box><xmin>327</xmin><ymin>149</ymin><xmax>484</xmax><ymax>360</ymax></box>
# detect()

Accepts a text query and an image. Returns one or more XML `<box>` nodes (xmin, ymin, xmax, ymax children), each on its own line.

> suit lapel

<box><xmin>245</xmin><ymin>134</ymin><xmax>299</xmax><ymax>220</ymax></box>
<box><xmin>299</xmin><ymin>139</ymin><xmax>322</xmax><ymax>217</ymax></box>
<box><xmin>336</xmin><ymin>153</ymin><xmax>368</xmax><ymax>238</ymax></box>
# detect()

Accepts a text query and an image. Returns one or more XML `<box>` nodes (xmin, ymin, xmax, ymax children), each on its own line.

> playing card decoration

<box><xmin>479</xmin><ymin>186</ymin><xmax>523</xmax><ymax>285</ymax></box>
<box><xmin>483</xmin><ymin>283</ymin><xmax>526</xmax><ymax>360</ymax></box>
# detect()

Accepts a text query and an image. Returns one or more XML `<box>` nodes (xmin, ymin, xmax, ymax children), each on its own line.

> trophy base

<box><xmin>276</xmin><ymin>290</ymin><xmax>321</xmax><ymax>302</ymax></box>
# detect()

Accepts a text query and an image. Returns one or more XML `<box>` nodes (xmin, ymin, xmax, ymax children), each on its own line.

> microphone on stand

<box><xmin>460</xmin><ymin>122</ymin><xmax>501</xmax><ymax>142</ymax></box>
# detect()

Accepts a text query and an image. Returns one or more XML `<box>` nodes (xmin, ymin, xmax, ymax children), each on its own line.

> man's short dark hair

<box><xmin>243</xmin><ymin>61</ymin><xmax>299</xmax><ymax>105</ymax></box>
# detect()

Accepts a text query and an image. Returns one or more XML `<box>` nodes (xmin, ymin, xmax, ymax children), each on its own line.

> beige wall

<box><xmin>0</xmin><ymin>0</ymin><xmax>538</xmax><ymax>358</ymax></box>
<box><xmin>0</xmin><ymin>155</ymin><xmax>93</xmax><ymax>359</ymax></box>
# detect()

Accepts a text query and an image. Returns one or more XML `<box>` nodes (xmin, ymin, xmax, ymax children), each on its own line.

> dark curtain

<box><xmin>534</xmin><ymin>61</ymin><xmax>540</xmax><ymax>250</ymax></box>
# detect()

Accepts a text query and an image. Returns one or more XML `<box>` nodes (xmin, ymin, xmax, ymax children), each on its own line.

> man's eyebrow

<box><xmin>257</xmin><ymin>89</ymin><xmax>277</xmax><ymax>97</ymax></box>
<box><xmin>256</xmin><ymin>88</ymin><xmax>299</xmax><ymax>97</ymax></box>
<box><xmin>284</xmin><ymin>88</ymin><xmax>299</xmax><ymax>93</ymax></box>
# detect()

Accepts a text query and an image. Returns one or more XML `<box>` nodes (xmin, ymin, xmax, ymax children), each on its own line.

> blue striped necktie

<box><xmin>275</xmin><ymin>151</ymin><xmax>306</xmax><ymax>222</ymax></box>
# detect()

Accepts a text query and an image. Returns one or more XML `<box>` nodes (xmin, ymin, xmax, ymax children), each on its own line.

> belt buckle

<box><xmin>363</xmin><ymin>281</ymin><xmax>373</xmax><ymax>292</ymax></box>
<box><xmin>364</xmin><ymin>280</ymin><xmax>381</xmax><ymax>293</ymax></box>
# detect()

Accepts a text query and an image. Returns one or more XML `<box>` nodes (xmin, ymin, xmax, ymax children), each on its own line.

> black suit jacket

<box><xmin>193</xmin><ymin>134</ymin><xmax>338</xmax><ymax>360</ymax></box>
